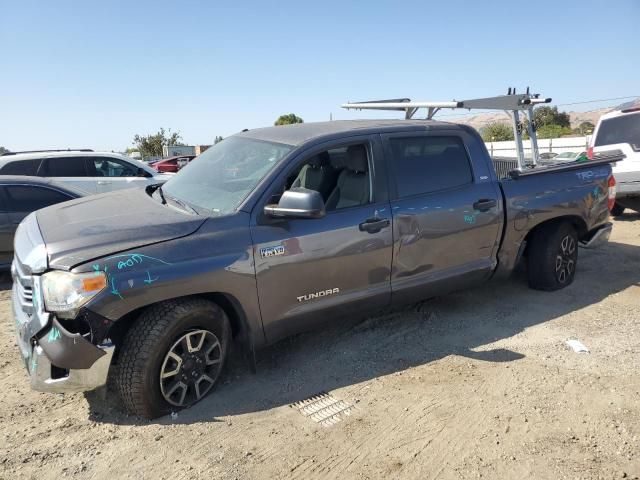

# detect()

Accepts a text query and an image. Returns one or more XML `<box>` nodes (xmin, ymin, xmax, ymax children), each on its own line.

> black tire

<box><xmin>610</xmin><ymin>202</ymin><xmax>625</xmax><ymax>217</ymax></box>
<box><xmin>527</xmin><ymin>222</ymin><xmax>578</xmax><ymax>291</ymax></box>
<box><xmin>115</xmin><ymin>298</ymin><xmax>230</xmax><ymax>419</ymax></box>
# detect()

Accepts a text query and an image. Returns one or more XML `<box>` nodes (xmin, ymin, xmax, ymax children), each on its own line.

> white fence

<box><xmin>485</xmin><ymin>136</ymin><xmax>591</xmax><ymax>158</ymax></box>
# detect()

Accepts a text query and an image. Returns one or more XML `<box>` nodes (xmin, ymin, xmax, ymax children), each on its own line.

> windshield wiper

<box><xmin>165</xmin><ymin>193</ymin><xmax>199</xmax><ymax>215</ymax></box>
<box><xmin>151</xmin><ymin>184</ymin><xmax>199</xmax><ymax>215</ymax></box>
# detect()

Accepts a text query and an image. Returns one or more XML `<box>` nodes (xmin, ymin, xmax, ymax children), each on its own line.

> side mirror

<box><xmin>264</xmin><ymin>188</ymin><xmax>326</xmax><ymax>219</ymax></box>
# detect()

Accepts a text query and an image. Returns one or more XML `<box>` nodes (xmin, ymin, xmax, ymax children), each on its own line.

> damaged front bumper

<box><xmin>13</xmin><ymin>273</ymin><xmax>114</xmax><ymax>394</ymax></box>
<box><xmin>28</xmin><ymin>343</ymin><xmax>114</xmax><ymax>394</ymax></box>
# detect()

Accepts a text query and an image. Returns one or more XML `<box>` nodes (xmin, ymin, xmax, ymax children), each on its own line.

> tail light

<box><xmin>587</xmin><ymin>146</ymin><xmax>594</xmax><ymax>160</ymax></box>
<box><xmin>608</xmin><ymin>175</ymin><xmax>617</xmax><ymax>211</ymax></box>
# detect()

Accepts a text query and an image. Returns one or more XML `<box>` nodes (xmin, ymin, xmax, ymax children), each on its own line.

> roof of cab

<box><xmin>236</xmin><ymin>119</ymin><xmax>459</xmax><ymax>146</ymax></box>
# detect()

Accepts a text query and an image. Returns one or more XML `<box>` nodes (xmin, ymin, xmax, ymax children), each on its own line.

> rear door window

<box><xmin>92</xmin><ymin>157</ymin><xmax>140</xmax><ymax>177</ymax></box>
<box><xmin>388</xmin><ymin>136</ymin><xmax>473</xmax><ymax>198</ymax></box>
<box><xmin>595</xmin><ymin>113</ymin><xmax>640</xmax><ymax>151</ymax></box>
<box><xmin>40</xmin><ymin>157</ymin><xmax>88</xmax><ymax>177</ymax></box>
<box><xmin>4</xmin><ymin>185</ymin><xmax>73</xmax><ymax>212</ymax></box>
<box><xmin>0</xmin><ymin>159</ymin><xmax>41</xmax><ymax>175</ymax></box>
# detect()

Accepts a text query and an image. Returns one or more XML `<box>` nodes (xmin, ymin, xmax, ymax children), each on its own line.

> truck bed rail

<box><xmin>497</xmin><ymin>150</ymin><xmax>624</xmax><ymax>180</ymax></box>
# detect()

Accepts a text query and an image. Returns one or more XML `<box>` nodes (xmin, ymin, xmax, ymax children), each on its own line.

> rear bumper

<box><xmin>580</xmin><ymin>222</ymin><xmax>612</xmax><ymax>249</ymax></box>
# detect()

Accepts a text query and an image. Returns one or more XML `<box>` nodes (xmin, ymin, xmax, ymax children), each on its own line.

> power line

<box><xmin>555</xmin><ymin>95</ymin><xmax>639</xmax><ymax>107</ymax></box>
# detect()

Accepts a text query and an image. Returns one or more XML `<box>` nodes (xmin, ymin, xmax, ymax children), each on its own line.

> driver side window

<box><xmin>275</xmin><ymin>143</ymin><xmax>372</xmax><ymax>212</ymax></box>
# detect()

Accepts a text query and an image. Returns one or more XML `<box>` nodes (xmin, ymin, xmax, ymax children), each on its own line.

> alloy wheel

<box><xmin>555</xmin><ymin>234</ymin><xmax>576</xmax><ymax>284</ymax></box>
<box><xmin>159</xmin><ymin>329</ymin><xmax>222</xmax><ymax>407</ymax></box>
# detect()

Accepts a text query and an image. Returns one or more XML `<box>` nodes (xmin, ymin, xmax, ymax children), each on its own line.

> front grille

<box><xmin>13</xmin><ymin>257</ymin><xmax>34</xmax><ymax>315</ymax></box>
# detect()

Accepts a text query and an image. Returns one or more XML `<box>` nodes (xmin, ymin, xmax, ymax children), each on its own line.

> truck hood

<box><xmin>37</xmin><ymin>188</ymin><xmax>206</xmax><ymax>270</ymax></box>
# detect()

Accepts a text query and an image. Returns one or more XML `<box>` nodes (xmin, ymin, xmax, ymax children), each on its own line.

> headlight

<box><xmin>41</xmin><ymin>271</ymin><xmax>107</xmax><ymax>319</ymax></box>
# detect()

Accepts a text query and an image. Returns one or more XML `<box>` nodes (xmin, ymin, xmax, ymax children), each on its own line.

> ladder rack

<box><xmin>341</xmin><ymin>88</ymin><xmax>552</xmax><ymax>170</ymax></box>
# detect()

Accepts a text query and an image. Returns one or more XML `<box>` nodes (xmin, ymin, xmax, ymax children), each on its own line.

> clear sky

<box><xmin>1</xmin><ymin>0</ymin><xmax>638</xmax><ymax>151</ymax></box>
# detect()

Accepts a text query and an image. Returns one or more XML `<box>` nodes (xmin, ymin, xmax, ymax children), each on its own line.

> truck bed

<box><xmin>492</xmin><ymin>154</ymin><xmax>619</xmax><ymax>279</ymax></box>
<box><xmin>492</xmin><ymin>151</ymin><xmax>624</xmax><ymax>180</ymax></box>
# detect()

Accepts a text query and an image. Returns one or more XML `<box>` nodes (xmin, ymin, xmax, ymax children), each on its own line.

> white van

<box><xmin>590</xmin><ymin>107</ymin><xmax>640</xmax><ymax>215</ymax></box>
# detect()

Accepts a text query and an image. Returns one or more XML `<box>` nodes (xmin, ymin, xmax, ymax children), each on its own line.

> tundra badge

<box><xmin>297</xmin><ymin>288</ymin><xmax>340</xmax><ymax>302</ymax></box>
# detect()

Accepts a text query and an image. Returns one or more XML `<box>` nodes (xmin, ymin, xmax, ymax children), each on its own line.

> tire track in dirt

<box><xmin>280</xmin><ymin>366</ymin><xmax>496</xmax><ymax>480</ymax></box>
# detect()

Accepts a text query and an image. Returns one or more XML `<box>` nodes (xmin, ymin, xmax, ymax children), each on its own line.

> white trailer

<box><xmin>162</xmin><ymin>145</ymin><xmax>196</xmax><ymax>157</ymax></box>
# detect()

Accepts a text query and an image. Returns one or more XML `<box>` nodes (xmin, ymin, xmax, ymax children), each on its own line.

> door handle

<box><xmin>359</xmin><ymin>217</ymin><xmax>390</xmax><ymax>234</ymax></box>
<box><xmin>473</xmin><ymin>199</ymin><xmax>497</xmax><ymax>212</ymax></box>
<box><xmin>97</xmin><ymin>180</ymin><xmax>111</xmax><ymax>185</ymax></box>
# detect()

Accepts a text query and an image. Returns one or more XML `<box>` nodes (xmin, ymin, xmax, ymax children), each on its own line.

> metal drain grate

<box><xmin>291</xmin><ymin>392</ymin><xmax>354</xmax><ymax>427</ymax></box>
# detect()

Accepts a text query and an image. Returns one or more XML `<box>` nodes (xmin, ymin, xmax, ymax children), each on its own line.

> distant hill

<box><xmin>447</xmin><ymin>97</ymin><xmax>640</xmax><ymax>131</ymax></box>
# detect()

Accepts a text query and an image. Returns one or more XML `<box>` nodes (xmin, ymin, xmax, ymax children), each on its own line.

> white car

<box><xmin>0</xmin><ymin>150</ymin><xmax>172</xmax><ymax>194</ymax></box>
<box><xmin>550</xmin><ymin>151</ymin><xmax>584</xmax><ymax>162</ymax></box>
<box><xmin>590</xmin><ymin>107</ymin><xmax>640</xmax><ymax>216</ymax></box>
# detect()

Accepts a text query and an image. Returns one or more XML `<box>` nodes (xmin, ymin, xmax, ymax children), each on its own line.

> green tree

<box><xmin>480</xmin><ymin>122</ymin><xmax>514</xmax><ymax>142</ymax></box>
<box><xmin>533</xmin><ymin>106</ymin><xmax>570</xmax><ymax>128</ymax></box>
<box><xmin>132</xmin><ymin>128</ymin><xmax>184</xmax><ymax>158</ymax></box>
<box><xmin>577</xmin><ymin>121</ymin><xmax>595</xmax><ymax>135</ymax></box>
<box><xmin>0</xmin><ymin>146</ymin><xmax>9</xmax><ymax>155</ymax></box>
<box><xmin>274</xmin><ymin>113</ymin><xmax>304</xmax><ymax>126</ymax></box>
<box><xmin>536</xmin><ymin>124</ymin><xmax>573</xmax><ymax>139</ymax></box>
<box><xmin>214</xmin><ymin>135</ymin><xmax>224</xmax><ymax>144</ymax></box>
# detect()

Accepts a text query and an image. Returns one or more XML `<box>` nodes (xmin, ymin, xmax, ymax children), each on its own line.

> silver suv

<box><xmin>0</xmin><ymin>149</ymin><xmax>172</xmax><ymax>194</ymax></box>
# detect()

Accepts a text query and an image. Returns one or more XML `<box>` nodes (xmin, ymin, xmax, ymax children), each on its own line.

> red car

<box><xmin>150</xmin><ymin>155</ymin><xmax>195</xmax><ymax>173</ymax></box>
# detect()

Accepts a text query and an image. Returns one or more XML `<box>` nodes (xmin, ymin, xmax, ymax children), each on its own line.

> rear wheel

<box><xmin>610</xmin><ymin>202</ymin><xmax>625</xmax><ymax>217</ymax></box>
<box><xmin>527</xmin><ymin>222</ymin><xmax>578</xmax><ymax>291</ymax></box>
<box><xmin>115</xmin><ymin>298</ymin><xmax>230</xmax><ymax>419</ymax></box>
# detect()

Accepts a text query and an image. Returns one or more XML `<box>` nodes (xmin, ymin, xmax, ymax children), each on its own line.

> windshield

<box><xmin>595</xmin><ymin>113</ymin><xmax>640</xmax><ymax>151</ymax></box>
<box><xmin>161</xmin><ymin>137</ymin><xmax>292</xmax><ymax>215</ymax></box>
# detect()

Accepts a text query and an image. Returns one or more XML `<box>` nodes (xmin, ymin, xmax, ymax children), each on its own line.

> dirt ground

<box><xmin>1</xmin><ymin>216</ymin><xmax>639</xmax><ymax>480</ymax></box>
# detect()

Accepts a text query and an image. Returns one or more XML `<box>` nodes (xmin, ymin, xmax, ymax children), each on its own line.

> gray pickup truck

<box><xmin>12</xmin><ymin>119</ymin><xmax>619</xmax><ymax>418</ymax></box>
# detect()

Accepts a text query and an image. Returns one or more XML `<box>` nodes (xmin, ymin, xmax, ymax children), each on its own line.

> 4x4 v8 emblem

<box><xmin>260</xmin><ymin>245</ymin><xmax>285</xmax><ymax>258</ymax></box>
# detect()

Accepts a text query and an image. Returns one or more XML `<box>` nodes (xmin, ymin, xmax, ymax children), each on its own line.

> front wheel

<box><xmin>115</xmin><ymin>299</ymin><xmax>230</xmax><ymax>419</ymax></box>
<box><xmin>527</xmin><ymin>222</ymin><xmax>578</xmax><ymax>291</ymax></box>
